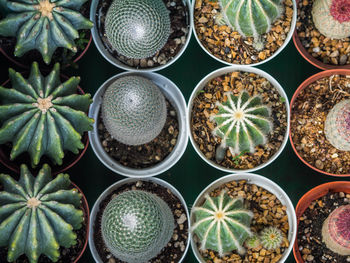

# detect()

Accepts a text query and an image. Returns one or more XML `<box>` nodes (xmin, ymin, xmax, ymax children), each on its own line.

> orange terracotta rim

<box><xmin>293</xmin><ymin>181</ymin><xmax>350</xmax><ymax>263</ymax></box>
<box><xmin>289</xmin><ymin>69</ymin><xmax>350</xmax><ymax>177</ymax></box>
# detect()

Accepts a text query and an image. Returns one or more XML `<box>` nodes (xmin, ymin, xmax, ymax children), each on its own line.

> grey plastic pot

<box><xmin>187</xmin><ymin>65</ymin><xmax>290</xmax><ymax>173</ymax></box>
<box><xmin>190</xmin><ymin>173</ymin><xmax>297</xmax><ymax>263</ymax></box>
<box><xmin>89</xmin><ymin>177</ymin><xmax>190</xmax><ymax>263</ymax></box>
<box><xmin>89</xmin><ymin>71</ymin><xmax>188</xmax><ymax>177</ymax></box>
<box><xmin>90</xmin><ymin>0</ymin><xmax>192</xmax><ymax>72</ymax></box>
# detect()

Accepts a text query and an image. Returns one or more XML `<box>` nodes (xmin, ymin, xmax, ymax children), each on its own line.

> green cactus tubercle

<box><xmin>101</xmin><ymin>190</ymin><xmax>175</xmax><ymax>263</ymax></box>
<box><xmin>0</xmin><ymin>164</ymin><xmax>84</xmax><ymax>263</ymax></box>
<box><xmin>192</xmin><ymin>191</ymin><xmax>253</xmax><ymax>256</ymax></box>
<box><xmin>0</xmin><ymin>61</ymin><xmax>94</xmax><ymax>167</ymax></box>
<box><xmin>0</xmin><ymin>0</ymin><xmax>93</xmax><ymax>64</ymax></box>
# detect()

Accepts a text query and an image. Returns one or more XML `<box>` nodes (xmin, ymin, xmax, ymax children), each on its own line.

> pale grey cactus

<box><xmin>101</xmin><ymin>190</ymin><xmax>175</xmax><ymax>263</ymax></box>
<box><xmin>105</xmin><ymin>0</ymin><xmax>171</xmax><ymax>59</ymax></box>
<box><xmin>101</xmin><ymin>75</ymin><xmax>167</xmax><ymax>145</ymax></box>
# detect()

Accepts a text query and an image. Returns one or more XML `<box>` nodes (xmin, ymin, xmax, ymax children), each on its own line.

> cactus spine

<box><xmin>260</xmin><ymin>227</ymin><xmax>283</xmax><ymax>250</ymax></box>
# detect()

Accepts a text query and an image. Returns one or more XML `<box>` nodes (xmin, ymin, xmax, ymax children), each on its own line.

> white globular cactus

<box><xmin>101</xmin><ymin>190</ymin><xmax>175</xmax><ymax>263</ymax></box>
<box><xmin>101</xmin><ymin>75</ymin><xmax>167</xmax><ymax>145</ymax></box>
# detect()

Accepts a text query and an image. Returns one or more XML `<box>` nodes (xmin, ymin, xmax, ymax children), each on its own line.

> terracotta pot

<box><xmin>289</xmin><ymin>69</ymin><xmax>350</xmax><ymax>177</ymax></box>
<box><xmin>293</xmin><ymin>181</ymin><xmax>350</xmax><ymax>263</ymax></box>
<box><xmin>292</xmin><ymin>0</ymin><xmax>350</xmax><ymax>70</ymax></box>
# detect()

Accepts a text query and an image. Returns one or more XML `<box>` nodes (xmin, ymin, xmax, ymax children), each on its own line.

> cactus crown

<box><xmin>0</xmin><ymin>164</ymin><xmax>84</xmax><ymax>263</ymax></box>
<box><xmin>260</xmin><ymin>227</ymin><xmax>283</xmax><ymax>250</ymax></box>
<box><xmin>0</xmin><ymin>0</ymin><xmax>93</xmax><ymax>64</ymax></box>
<box><xmin>210</xmin><ymin>90</ymin><xmax>272</xmax><ymax>156</ymax></box>
<box><xmin>324</xmin><ymin>99</ymin><xmax>350</xmax><ymax>151</ymax></box>
<box><xmin>322</xmin><ymin>205</ymin><xmax>350</xmax><ymax>256</ymax></box>
<box><xmin>330</xmin><ymin>0</ymin><xmax>350</xmax><ymax>23</ymax></box>
<box><xmin>191</xmin><ymin>191</ymin><xmax>253</xmax><ymax>256</ymax></box>
<box><xmin>101</xmin><ymin>190</ymin><xmax>175</xmax><ymax>263</ymax></box>
<box><xmin>105</xmin><ymin>0</ymin><xmax>171</xmax><ymax>59</ymax></box>
<box><xmin>101</xmin><ymin>75</ymin><xmax>167</xmax><ymax>146</ymax></box>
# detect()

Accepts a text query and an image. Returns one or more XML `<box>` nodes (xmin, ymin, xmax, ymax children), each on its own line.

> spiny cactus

<box><xmin>191</xmin><ymin>191</ymin><xmax>253</xmax><ymax>256</ymax></box>
<box><xmin>245</xmin><ymin>234</ymin><xmax>261</xmax><ymax>249</ymax></box>
<box><xmin>101</xmin><ymin>190</ymin><xmax>175</xmax><ymax>263</ymax></box>
<box><xmin>210</xmin><ymin>90</ymin><xmax>272</xmax><ymax>157</ymax></box>
<box><xmin>322</xmin><ymin>205</ymin><xmax>350</xmax><ymax>255</ymax></box>
<box><xmin>0</xmin><ymin>164</ymin><xmax>84</xmax><ymax>263</ymax></box>
<box><xmin>0</xmin><ymin>62</ymin><xmax>94</xmax><ymax>167</ymax></box>
<box><xmin>0</xmin><ymin>0</ymin><xmax>93</xmax><ymax>64</ymax></box>
<box><xmin>312</xmin><ymin>0</ymin><xmax>350</xmax><ymax>39</ymax></box>
<box><xmin>101</xmin><ymin>75</ymin><xmax>167</xmax><ymax>146</ymax></box>
<box><xmin>217</xmin><ymin>0</ymin><xmax>283</xmax><ymax>50</ymax></box>
<box><xmin>105</xmin><ymin>0</ymin><xmax>170</xmax><ymax>59</ymax></box>
<box><xmin>260</xmin><ymin>227</ymin><xmax>283</xmax><ymax>250</ymax></box>
<box><xmin>324</xmin><ymin>99</ymin><xmax>350</xmax><ymax>151</ymax></box>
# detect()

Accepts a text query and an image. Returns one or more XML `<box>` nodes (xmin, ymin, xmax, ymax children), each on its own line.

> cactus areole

<box><xmin>322</xmin><ymin>205</ymin><xmax>350</xmax><ymax>255</ymax></box>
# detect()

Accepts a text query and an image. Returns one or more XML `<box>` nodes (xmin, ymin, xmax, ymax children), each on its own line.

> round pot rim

<box><xmin>88</xmin><ymin>176</ymin><xmax>191</xmax><ymax>263</ymax></box>
<box><xmin>90</xmin><ymin>0</ymin><xmax>193</xmax><ymax>72</ymax></box>
<box><xmin>292</xmin><ymin>181</ymin><xmax>350</xmax><ymax>263</ymax></box>
<box><xmin>289</xmin><ymin>69</ymin><xmax>350</xmax><ymax>177</ymax></box>
<box><xmin>190</xmin><ymin>0</ymin><xmax>297</xmax><ymax>67</ymax></box>
<box><xmin>88</xmin><ymin>71</ymin><xmax>188</xmax><ymax>178</ymax></box>
<box><xmin>187</xmin><ymin>65</ymin><xmax>290</xmax><ymax>173</ymax></box>
<box><xmin>190</xmin><ymin>173</ymin><xmax>297</xmax><ymax>263</ymax></box>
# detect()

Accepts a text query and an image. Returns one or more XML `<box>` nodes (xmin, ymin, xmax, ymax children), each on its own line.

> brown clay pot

<box><xmin>293</xmin><ymin>181</ymin><xmax>350</xmax><ymax>263</ymax></box>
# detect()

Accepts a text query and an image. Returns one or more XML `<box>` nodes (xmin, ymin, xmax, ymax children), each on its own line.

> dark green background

<box><xmin>1</xmin><ymin>32</ymin><xmax>349</xmax><ymax>263</ymax></box>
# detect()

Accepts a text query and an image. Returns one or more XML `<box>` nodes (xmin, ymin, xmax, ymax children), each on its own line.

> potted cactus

<box><xmin>90</xmin><ymin>0</ymin><xmax>192</xmax><ymax>71</ymax></box>
<box><xmin>293</xmin><ymin>181</ymin><xmax>350</xmax><ymax>263</ymax></box>
<box><xmin>0</xmin><ymin>163</ymin><xmax>90</xmax><ymax>263</ymax></box>
<box><xmin>88</xmin><ymin>71</ymin><xmax>188</xmax><ymax>177</ymax></box>
<box><xmin>0</xmin><ymin>0</ymin><xmax>93</xmax><ymax>69</ymax></box>
<box><xmin>88</xmin><ymin>177</ymin><xmax>190</xmax><ymax>262</ymax></box>
<box><xmin>190</xmin><ymin>173</ymin><xmax>297</xmax><ymax>263</ymax></box>
<box><xmin>192</xmin><ymin>0</ymin><xmax>296</xmax><ymax>66</ymax></box>
<box><xmin>188</xmin><ymin>66</ymin><xmax>289</xmax><ymax>173</ymax></box>
<box><xmin>0</xmin><ymin>61</ymin><xmax>94</xmax><ymax>175</ymax></box>
<box><xmin>293</xmin><ymin>0</ymin><xmax>350</xmax><ymax>69</ymax></box>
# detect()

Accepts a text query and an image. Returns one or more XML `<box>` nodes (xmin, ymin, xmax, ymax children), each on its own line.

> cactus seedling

<box><xmin>322</xmin><ymin>205</ymin><xmax>350</xmax><ymax>255</ymax></box>
<box><xmin>101</xmin><ymin>75</ymin><xmax>167</xmax><ymax>146</ymax></box>
<box><xmin>324</xmin><ymin>99</ymin><xmax>350</xmax><ymax>151</ymax></box>
<box><xmin>105</xmin><ymin>0</ymin><xmax>171</xmax><ymax>59</ymax></box>
<box><xmin>210</xmin><ymin>90</ymin><xmax>272</xmax><ymax>158</ymax></box>
<box><xmin>260</xmin><ymin>227</ymin><xmax>283</xmax><ymax>250</ymax></box>
<box><xmin>191</xmin><ymin>191</ymin><xmax>253</xmax><ymax>256</ymax></box>
<box><xmin>101</xmin><ymin>190</ymin><xmax>175</xmax><ymax>263</ymax></box>
<box><xmin>312</xmin><ymin>0</ymin><xmax>350</xmax><ymax>39</ymax></box>
<box><xmin>245</xmin><ymin>234</ymin><xmax>261</xmax><ymax>249</ymax></box>
<box><xmin>0</xmin><ymin>164</ymin><xmax>84</xmax><ymax>263</ymax></box>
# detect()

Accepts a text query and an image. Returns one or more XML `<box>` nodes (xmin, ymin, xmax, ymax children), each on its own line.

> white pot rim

<box><xmin>190</xmin><ymin>0</ymin><xmax>297</xmax><ymax>67</ymax></box>
<box><xmin>89</xmin><ymin>177</ymin><xmax>191</xmax><ymax>263</ymax></box>
<box><xmin>190</xmin><ymin>173</ymin><xmax>297</xmax><ymax>263</ymax></box>
<box><xmin>187</xmin><ymin>65</ymin><xmax>290</xmax><ymax>173</ymax></box>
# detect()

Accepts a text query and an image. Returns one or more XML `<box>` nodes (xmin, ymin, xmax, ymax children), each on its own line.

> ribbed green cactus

<box><xmin>260</xmin><ymin>227</ymin><xmax>283</xmax><ymax>250</ymax></box>
<box><xmin>324</xmin><ymin>99</ymin><xmax>350</xmax><ymax>151</ymax></box>
<box><xmin>105</xmin><ymin>0</ymin><xmax>171</xmax><ymax>59</ymax></box>
<box><xmin>101</xmin><ymin>190</ymin><xmax>175</xmax><ymax>263</ymax></box>
<box><xmin>0</xmin><ymin>62</ymin><xmax>94</xmax><ymax>167</ymax></box>
<box><xmin>0</xmin><ymin>0</ymin><xmax>93</xmax><ymax>64</ymax></box>
<box><xmin>0</xmin><ymin>164</ymin><xmax>84</xmax><ymax>263</ymax></box>
<box><xmin>210</xmin><ymin>90</ymin><xmax>272</xmax><ymax>156</ymax></box>
<box><xmin>217</xmin><ymin>0</ymin><xmax>283</xmax><ymax>49</ymax></box>
<box><xmin>191</xmin><ymin>191</ymin><xmax>253</xmax><ymax>256</ymax></box>
<box><xmin>101</xmin><ymin>75</ymin><xmax>166</xmax><ymax>146</ymax></box>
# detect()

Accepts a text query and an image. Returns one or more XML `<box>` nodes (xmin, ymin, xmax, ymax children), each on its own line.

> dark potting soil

<box><xmin>0</xmin><ymin>2</ymin><xmax>91</xmax><ymax>69</ymax></box>
<box><xmin>93</xmin><ymin>180</ymin><xmax>189</xmax><ymax>263</ymax></box>
<box><xmin>98</xmin><ymin>100</ymin><xmax>179</xmax><ymax>169</ymax></box>
<box><xmin>297</xmin><ymin>192</ymin><xmax>350</xmax><ymax>263</ymax></box>
<box><xmin>95</xmin><ymin>0</ymin><xmax>190</xmax><ymax>69</ymax></box>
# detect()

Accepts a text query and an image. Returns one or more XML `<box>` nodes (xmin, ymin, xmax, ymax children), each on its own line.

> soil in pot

<box><xmin>190</xmin><ymin>71</ymin><xmax>288</xmax><ymax>170</ymax></box>
<box><xmin>193</xmin><ymin>180</ymin><xmax>290</xmax><ymax>263</ymax></box>
<box><xmin>290</xmin><ymin>74</ymin><xmax>350</xmax><ymax>175</ymax></box>
<box><xmin>193</xmin><ymin>0</ymin><xmax>294</xmax><ymax>65</ymax></box>
<box><xmin>93</xmin><ymin>180</ymin><xmax>189</xmax><ymax>262</ymax></box>
<box><xmin>95</xmin><ymin>0</ymin><xmax>190</xmax><ymax>69</ymax></box>
<box><xmin>296</xmin><ymin>191</ymin><xmax>350</xmax><ymax>263</ymax></box>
